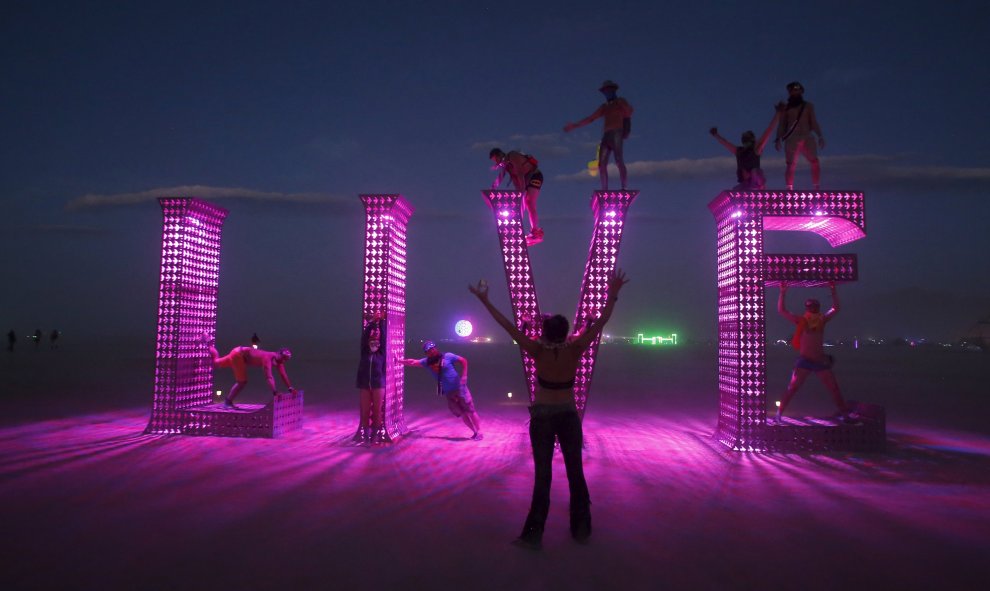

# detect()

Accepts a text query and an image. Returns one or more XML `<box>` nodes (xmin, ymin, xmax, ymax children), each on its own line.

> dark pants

<box><xmin>524</xmin><ymin>404</ymin><xmax>590</xmax><ymax>531</ymax></box>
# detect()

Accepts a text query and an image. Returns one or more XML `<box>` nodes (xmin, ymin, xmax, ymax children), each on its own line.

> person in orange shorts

<box><xmin>208</xmin><ymin>341</ymin><xmax>295</xmax><ymax>408</ymax></box>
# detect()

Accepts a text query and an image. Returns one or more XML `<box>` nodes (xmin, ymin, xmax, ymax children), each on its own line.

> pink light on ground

<box><xmin>2</xmin><ymin>401</ymin><xmax>987</xmax><ymax>589</ymax></box>
<box><xmin>482</xmin><ymin>189</ymin><xmax>637</xmax><ymax>414</ymax></box>
<box><xmin>708</xmin><ymin>190</ymin><xmax>873</xmax><ymax>452</ymax></box>
<box><xmin>360</xmin><ymin>194</ymin><xmax>414</xmax><ymax>441</ymax></box>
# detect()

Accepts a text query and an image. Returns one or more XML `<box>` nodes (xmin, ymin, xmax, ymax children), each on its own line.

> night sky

<box><xmin>2</xmin><ymin>1</ymin><xmax>989</xmax><ymax>346</ymax></box>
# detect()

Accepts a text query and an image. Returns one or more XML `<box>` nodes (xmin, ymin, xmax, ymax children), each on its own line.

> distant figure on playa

<box><xmin>206</xmin><ymin>338</ymin><xmax>295</xmax><ymax>408</ymax></box>
<box><xmin>490</xmin><ymin>148</ymin><xmax>545</xmax><ymax>246</ymax></box>
<box><xmin>7</xmin><ymin>329</ymin><xmax>14</xmax><ymax>352</ymax></box>
<box><xmin>710</xmin><ymin>106</ymin><xmax>783</xmax><ymax>191</ymax></box>
<box><xmin>251</xmin><ymin>332</ymin><xmax>261</xmax><ymax>348</ymax></box>
<box><xmin>774</xmin><ymin>81</ymin><xmax>825</xmax><ymax>190</ymax></box>
<box><xmin>398</xmin><ymin>341</ymin><xmax>483</xmax><ymax>441</ymax></box>
<box><xmin>33</xmin><ymin>328</ymin><xmax>42</xmax><ymax>349</ymax></box>
<box><xmin>470</xmin><ymin>270</ymin><xmax>628</xmax><ymax>549</ymax></box>
<box><xmin>50</xmin><ymin>329</ymin><xmax>60</xmax><ymax>350</ymax></box>
<box><xmin>563</xmin><ymin>80</ymin><xmax>634</xmax><ymax>191</ymax></box>
<box><xmin>355</xmin><ymin>313</ymin><xmax>387</xmax><ymax>444</ymax></box>
<box><xmin>776</xmin><ymin>282</ymin><xmax>852</xmax><ymax>422</ymax></box>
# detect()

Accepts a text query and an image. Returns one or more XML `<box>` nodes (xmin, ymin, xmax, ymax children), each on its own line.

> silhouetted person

<box><xmin>709</xmin><ymin>106</ymin><xmax>782</xmax><ymax>191</ymax></box>
<box><xmin>774</xmin><ymin>81</ymin><xmax>825</xmax><ymax>190</ymax></box>
<box><xmin>398</xmin><ymin>341</ymin><xmax>483</xmax><ymax>441</ymax></box>
<box><xmin>206</xmin><ymin>337</ymin><xmax>295</xmax><ymax>408</ymax></box>
<box><xmin>470</xmin><ymin>270</ymin><xmax>628</xmax><ymax>549</ymax></box>
<box><xmin>490</xmin><ymin>148</ymin><xmax>545</xmax><ymax>245</ymax></box>
<box><xmin>7</xmin><ymin>330</ymin><xmax>14</xmax><ymax>352</ymax></box>
<box><xmin>564</xmin><ymin>80</ymin><xmax>634</xmax><ymax>190</ymax></box>
<box><xmin>776</xmin><ymin>282</ymin><xmax>851</xmax><ymax>421</ymax></box>
<box><xmin>50</xmin><ymin>329</ymin><xmax>60</xmax><ymax>350</ymax></box>
<box><xmin>355</xmin><ymin>314</ymin><xmax>386</xmax><ymax>444</ymax></box>
<box><xmin>33</xmin><ymin>329</ymin><xmax>42</xmax><ymax>350</ymax></box>
<box><xmin>251</xmin><ymin>332</ymin><xmax>261</xmax><ymax>348</ymax></box>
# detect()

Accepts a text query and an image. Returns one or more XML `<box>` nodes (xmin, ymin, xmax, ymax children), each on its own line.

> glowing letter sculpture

<box><xmin>483</xmin><ymin>190</ymin><xmax>636</xmax><ymax>415</ymax></box>
<box><xmin>147</xmin><ymin>198</ymin><xmax>227</xmax><ymax>434</ymax></box>
<box><xmin>361</xmin><ymin>194</ymin><xmax>414</xmax><ymax>441</ymax></box>
<box><xmin>146</xmin><ymin>197</ymin><xmax>304</xmax><ymax>438</ymax></box>
<box><xmin>709</xmin><ymin>190</ymin><xmax>884</xmax><ymax>452</ymax></box>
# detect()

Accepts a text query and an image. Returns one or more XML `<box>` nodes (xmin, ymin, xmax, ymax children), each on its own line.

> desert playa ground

<box><xmin>2</xmin><ymin>340</ymin><xmax>988</xmax><ymax>590</ymax></box>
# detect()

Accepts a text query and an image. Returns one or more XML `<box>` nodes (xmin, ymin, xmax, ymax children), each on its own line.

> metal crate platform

<box><xmin>180</xmin><ymin>390</ymin><xmax>304</xmax><ymax>438</ymax></box>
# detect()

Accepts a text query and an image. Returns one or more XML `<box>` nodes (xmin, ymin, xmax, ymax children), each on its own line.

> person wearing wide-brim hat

<box><xmin>773</xmin><ymin>80</ymin><xmax>825</xmax><ymax>191</ymax></box>
<box><xmin>563</xmin><ymin>80</ymin><xmax>634</xmax><ymax>190</ymax></box>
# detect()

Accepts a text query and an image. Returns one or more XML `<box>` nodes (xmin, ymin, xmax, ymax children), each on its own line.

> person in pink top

<box><xmin>208</xmin><ymin>340</ymin><xmax>295</xmax><ymax>408</ymax></box>
<box><xmin>563</xmin><ymin>80</ymin><xmax>634</xmax><ymax>190</ymax></box>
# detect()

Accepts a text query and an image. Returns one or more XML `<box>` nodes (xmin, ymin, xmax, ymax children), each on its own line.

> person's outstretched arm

<box><xmin>398</xmin><ymin>357</ymin><xmax>424</xmax><ymax>367</ymax></box>
<box><xmin>277</xmin><ymin>363</ymin><xmax>294</xmax><ymax>392</ymax></box>
<box><xmin>756</xmin><ymin>110</ymin><xmax>783</xmax><ymax>155</ymax></box>
<box><xmin>774</xmin><ymin>102</ymin><xmax>787</xmax><ymax>151</ymax></box>
<box><xmin>824</xmin><ymin>282</ymin><xmax>840</xmax><ymax>320</ymax></box>
<box><xmin>563</xmin><ymin>105</ymin><xmax>605</xmax><ymax>132</ymax></box>
<box><xmin>469</xmin><ymin>280</ymin><xmax>540</xmax><ymax>355</ymax></box>
<box><xmin>264</xmin><ymin>362</ymin><xmax>278</xmax><ymax>394</ymax></box>
<box><xmin>709</xmin><ymin>127</ymin><xmax>737</xmax><ymax>155</ymax></box>
<box><xmin>777</xmin><ymin>283</ymin><xmax>801</xmax><ymax>324</ymax></box>
<box><xmin>572</xmin><ymin>269</ymin><xmax>629</xmax><ymax>350</ymax></box>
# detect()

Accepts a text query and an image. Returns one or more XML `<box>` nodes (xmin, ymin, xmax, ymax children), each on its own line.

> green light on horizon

<box><xmin>636</xmin><ymin>332</ymin><xmax>678</xmax><ymax>345</ymax></box>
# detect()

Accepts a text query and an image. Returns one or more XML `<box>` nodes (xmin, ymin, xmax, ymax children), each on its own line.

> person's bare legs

<box><xmin>524</xmin><ymin>187</ymin><xmax>540</xmax><ymax>236</ymax></box>
<box><xmin>358</xmin><ymin>387</ymin><xmax>372</xmax><ymax>438</ymax></box>
<box><xmin>784</xmin><ymin>142</ymin><xmax>798</xmax><ymax>190</ymax></box>
<box><xmin>816</xmin><ymin>370</ymin><xmax>847</xmax><ymax>414</ymax></box>
<box><xmin>613</xmin><ymin>137</ymin><xmax>627</xmax><ymax>190</ymax></box>
<box><xmin>227</xmin><ymin>380</ymin><xmax>247</xmax><ymax>404</ymax></box>
<box><xmin>460</xmin><ymin>412</ymin><xmax>481</xmax><ymax>435</ymax></box>
<box><xmin>777</xmin><ymin>368</ymin><xmax>810</xmax><ymax>419</ymax></box>
<box><xmin>370</xmin><ymin>387</ymin><xmax>384</xmax><ymax>435</ymax></box>
<box><xmin>598</xmin><ymin>145</ymin><xmax>611</xmax><ymax>191</ymax></box>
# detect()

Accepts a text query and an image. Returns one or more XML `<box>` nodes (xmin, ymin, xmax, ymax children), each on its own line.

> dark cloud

<box><xmin>65</xmin><ymin>185</ymin><xmax>358</xmax><ymax>213</ymax></box>
<box><xmin>470</xmin><ymin>133</ymin><xmax>573</xmax><ymax>158</ymax></box>
<box><xmin>29</xmin><ymin>224</ymin><xmax>112</xmax><ymax>235</ymax></box>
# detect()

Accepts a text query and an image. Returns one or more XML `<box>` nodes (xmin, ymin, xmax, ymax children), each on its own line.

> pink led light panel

<box><xmin>709</xmin><ymin>190</ymin><xmax>866</xmax><ymax>451</ymax></box>
<box><xmin>361</xmin><ymin>194</ymin><xmax>414</xmax><ymax>441</ymax></box>
<box><xmin>482</xmin><ymin>190</ymin><xmax>637</xmax><ymax>413</ymax></box>
<box><xmin>147</xmin><ymin>197</ymin><xmax>228</xmax><ymax>434</ymax></box>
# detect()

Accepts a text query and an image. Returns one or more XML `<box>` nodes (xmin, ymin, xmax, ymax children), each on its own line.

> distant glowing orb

<box><xmin>455</xmin><ymin>320</ymin><xmax>473</xmax><ymax>338</ymax></box>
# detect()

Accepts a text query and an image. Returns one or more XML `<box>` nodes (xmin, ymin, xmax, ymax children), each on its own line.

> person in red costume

<box><xmin>776</xmin><ymin>282</ymin><xmax>852</xmax><ymax>422</ymax></box>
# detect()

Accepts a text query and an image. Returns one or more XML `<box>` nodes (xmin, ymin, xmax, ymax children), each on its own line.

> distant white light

<box><xmin>775</xmin><ymin>400</ymin><xmax>781</xmax><ymax>408</ymax></box>
<box><xmin>455</xmin><ymin>320</ymin><xmax>473</xmax><ymax>337</ymax></box>
<box><xmin>507</xmin><ymin>392</ymin><xmax>512</xmax><ymax>398</ymax></box>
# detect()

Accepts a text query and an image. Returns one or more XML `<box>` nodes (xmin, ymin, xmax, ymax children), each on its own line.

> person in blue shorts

<box><xmin>399</xmin><ymin>341</ymin><xmax>483</xmax><ymax>440</ymax></box>
<box><xmin>776</xmin><ymin>282</ymin><xmax>852</xmax><ymax>422</ymax></box>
